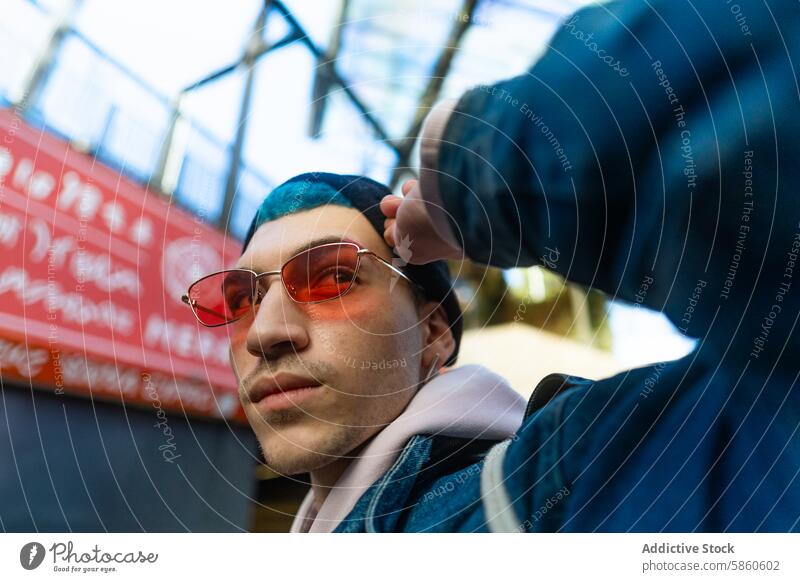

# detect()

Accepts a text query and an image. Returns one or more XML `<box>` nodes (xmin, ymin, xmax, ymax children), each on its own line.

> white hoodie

<box><xmin>290</xmin><ymin>364</ymin><xmax>526</xmax><ymax>533</ymax></box>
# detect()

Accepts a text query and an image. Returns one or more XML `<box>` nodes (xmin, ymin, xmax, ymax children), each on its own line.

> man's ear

<box><xmin>418</xmin><ymin>300</ymin><xmax>456</xmax><ymax>377</ymax></box>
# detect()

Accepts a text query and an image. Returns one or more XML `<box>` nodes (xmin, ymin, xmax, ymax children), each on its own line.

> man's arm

<box><xmin>424</xmin><ymin>0</ymin><xmax>800</xmax><ymax>352</ymax></box>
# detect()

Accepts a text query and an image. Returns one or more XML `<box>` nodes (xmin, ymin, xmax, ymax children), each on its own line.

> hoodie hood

<box><xmin>289</xmin><ymin>364</ymin><xmax>525</xmax><ymax>533</ymax></box>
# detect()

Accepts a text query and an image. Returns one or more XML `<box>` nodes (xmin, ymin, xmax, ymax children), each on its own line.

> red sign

<box><xmin>0</xmin><ymin>108</ymin><xmax>245</xmax><ymax>421</ymax></box>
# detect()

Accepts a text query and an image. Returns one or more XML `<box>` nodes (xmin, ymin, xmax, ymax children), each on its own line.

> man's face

<box><xmin>230</xmin><ymin>205</ymin><xmax>428</xmax><ymax>475</ymax></box>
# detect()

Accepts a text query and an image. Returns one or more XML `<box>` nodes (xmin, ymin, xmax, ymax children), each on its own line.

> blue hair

<box><xmin>249</xmin><ymin>179</ymin><xmax>354</xmax><ymax>232</ymax></box>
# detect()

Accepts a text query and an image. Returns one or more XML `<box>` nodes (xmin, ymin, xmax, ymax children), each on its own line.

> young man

<box><xmin>182</xmin><ymin>173</ymin><xmax>528</xmax><ymax>532</ymax></box>
<box><xmin>185</xmin><ymin>0</ymin><xmax>800</xmax><ymax>532</ymax></box>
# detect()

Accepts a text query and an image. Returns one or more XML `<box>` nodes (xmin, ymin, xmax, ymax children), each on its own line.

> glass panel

<box><xmin>242</xmin><ymin>44</ymin><xmax>397</xmax><ymax>186</ymax></box>
<box><xmin>34</xmin><ymin>35</ymin><xmax>116</xmax><ymax>145</ymax></box>
<box><xmin>230</xmin><ymin>165</ymin><xmax>273</xmax><ymax>240</ymax></box>
<box><xmin>174</xmin><ymin>123</ymin><xmax>228</xmax><ymax>223</ymax></box>
<box><xmin>74</xmin><ymin>0</ymin><xmax>262</xmax><ymax>94</ymax></box>
<box><xmin>0</xmin><ymin>0</ymin><xmax>59</xmax><ymax>103</ymax></box>
<box><xmin>34</xmin><ymin>33</ymin><xmax>171</xmax><ymax>179</ymax></box>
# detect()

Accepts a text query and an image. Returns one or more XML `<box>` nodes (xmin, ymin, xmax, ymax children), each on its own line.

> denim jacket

<box><xmin>334</xmin><ymin>372</ymin><xmax>582</xmax><ymax>532</ymax></box>
<box><xmin>290</xmin><ymin>364</ymin><xmax>526</xmax><ymax>533</ymax></box>
<box><xmin>335</xmin><ymin>354</ymin><xmax>800</xmax><ymax>532</ymax></box>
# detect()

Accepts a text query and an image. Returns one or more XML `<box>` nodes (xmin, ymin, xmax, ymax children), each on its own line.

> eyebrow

<box><xmin>238</xmin><ymin>235</ymin><xmax>360</xmax><ymax>271</ymax></box>
<box><xmin>286</xmin><ymin>236</ymin><xmax>359</xmax><ymax>260</ymax></box>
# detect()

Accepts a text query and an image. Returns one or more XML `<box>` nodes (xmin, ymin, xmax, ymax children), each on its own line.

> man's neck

<box><xmin>309</xmin><ymin>441</ymin><xmax>368</xmax><ymax>513</ymax></box>
<box><xmin>309</xmin><ymin>458</ymin><xmax>350</xmax><ymax>513</ymax></box>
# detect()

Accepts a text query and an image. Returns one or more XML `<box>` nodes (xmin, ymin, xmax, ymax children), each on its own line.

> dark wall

<box><xmin>0</xmin><ymin>384</ymin><xmax>258</xmax><ymax>532</ymax></box>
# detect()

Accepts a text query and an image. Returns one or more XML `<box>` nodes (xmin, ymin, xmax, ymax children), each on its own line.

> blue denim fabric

<box><xmin>333</xmin><ymin>377</ymin><xmax>576</xmax><ymax>532</ymax></box>
<box><xmin>547</xmin><ymin>351</ymin><xmax>800</xmax><ymax>532</ymax></box>
<box><xmin>335</xmin><ymin>436</ymin><xmax>434</xmax><ymax>532</ymax></box>
<box><xmin>335</xmin><ymin>435</ymin><xmax>500</xmax><ymax>532</ymax></box>
<box><xmin>335</xmin><ymin>349</ymin><xmax>800</xmax><ymax>532</ymax></box>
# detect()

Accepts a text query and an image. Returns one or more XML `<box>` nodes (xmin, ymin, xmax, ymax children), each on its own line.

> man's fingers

<box><xmin>379</xmin><ymin>194</ymin><xmax>402</xmax><ymax>218</ymax></box>
<box><xmin>383</xmin><ymin>221</ymin><xmax>397</xmax><ymax>248</ymax></box>
<box><xmin>401</xmin><ymin>178</ymin><xmax>418</xmax><ymax>195</ymax></box>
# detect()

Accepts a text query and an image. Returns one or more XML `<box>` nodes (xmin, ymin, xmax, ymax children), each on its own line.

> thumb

<box><xmin>380</xmin><ymin>194</ymin><xmax>402</xmax><ymax>219</ymax></box>
<box><xmin>383</xmin><ymin>219</ymin><xmax>397</xmax><ymax>248</ymax></box>
<box><xmin>401</xmin><ymin>178</ymin><xmax>418</xmax><ymax>196</ymax></box>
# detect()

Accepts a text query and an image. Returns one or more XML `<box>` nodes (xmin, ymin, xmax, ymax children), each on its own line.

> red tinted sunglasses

<box><xmin>181</xmin><ymin>241</ymin><xmax>416</xmax><ymax>327</ymax></box>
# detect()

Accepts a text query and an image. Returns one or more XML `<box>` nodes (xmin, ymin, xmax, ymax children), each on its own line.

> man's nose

<box><xmin>245</xmin><ymin>281</ymin><xmax>310</xmax><ymax>360</ymax></box>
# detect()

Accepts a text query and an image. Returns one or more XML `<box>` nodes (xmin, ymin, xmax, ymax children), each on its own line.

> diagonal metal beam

<box><xmin>220</xmin><ymin>0</ymin><xmax>271</xmax><ymax>233</ymax></box>
<box><xmin>389</xmin><ymin>0</ymin><xmax>480</xmax><ymax>188</ymax></box>
<box><xmin>169</xmin><ymin>0</ymin><xmax>401</xmax><ymax>232</ymax></box>
<box><xmin>16</xmin><ymin>0</ymin><xmax>85</xmax><ymax>110</ymax></box>
<box><xmin>181</xmin><ymin>29</ymin><xmax>303</xmax><ymax>95</ymax></box>
<box><xmin>271</xmin><ymin>0</ymin><xmax>397</xmax><ymax>149</ymax></box>
<box><xmin>308</xmin><ymin>0</ymin><xmax>350</xmax><ymax>139</ymax></box>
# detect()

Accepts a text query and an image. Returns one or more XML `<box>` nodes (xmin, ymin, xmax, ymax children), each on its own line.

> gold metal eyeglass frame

<box><xmin>181</xmin><ymin>241</ymin><xmax>417</xmax><ymax>327</ymax></box>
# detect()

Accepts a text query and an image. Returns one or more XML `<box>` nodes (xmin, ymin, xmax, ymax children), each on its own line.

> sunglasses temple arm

<box><xmin>369</xmin><ymin>253</ymin><xmax>415</xmax><ymax>284</ymax></box>
<box><xmin>181</xmin><ymin>294</ymin><xmax>229</xmax><ymax>320</ymax></box>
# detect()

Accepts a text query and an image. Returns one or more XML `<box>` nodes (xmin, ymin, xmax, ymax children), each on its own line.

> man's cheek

<box><xmin>229</xmin><ymin>345</ymin><xmax>256</xmax><ymax>383</ymax></box>
<box><xmin>304</xmin><ymin>292</ymin><xmax>389</xmax><ymax>323</ymax></box>
<box><xmin>307</xmin><ymin>314</ymin><xmax>405</xmax><ymax>360</ymax></box>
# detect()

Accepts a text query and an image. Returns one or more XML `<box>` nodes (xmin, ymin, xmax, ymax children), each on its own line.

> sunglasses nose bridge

<box><xmin>252</xmin><ymin>270</ymin><xmax>281</xmax><ymax>300</ymax></box>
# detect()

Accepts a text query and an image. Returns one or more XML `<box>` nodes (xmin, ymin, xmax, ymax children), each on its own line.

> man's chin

<box><xmin>257</xmin><ymin>426</ymin><xmax>371</xmax><ymax>476</ymax></box>
<box><xmin>260</xmin><ymin>446</ymin><xmax>341</xmax><ymax>476</ymax></box>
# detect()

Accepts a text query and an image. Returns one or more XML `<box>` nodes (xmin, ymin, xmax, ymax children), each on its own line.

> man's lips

<box><xmin>247</xmin><ymin>373</ymin><xmax>323</xmax><ymax>412</ymax></box>
<box><xmin>248</xmin><ymin>373</ymin><xmax>322</xmax><ymax>403</ymax></box>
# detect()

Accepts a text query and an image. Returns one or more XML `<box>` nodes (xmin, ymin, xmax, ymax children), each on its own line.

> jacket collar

<box><xmin>290</xmin><ymin>364</ymin><xmax>525</xmax><ymax>533</ymax></box>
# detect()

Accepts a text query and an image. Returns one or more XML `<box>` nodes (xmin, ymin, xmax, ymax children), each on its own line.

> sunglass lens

<box><xmin>282</xmin><ymin>244</ymin><xmax>359</xmax><ymax>302</ymax></box>
<box><xmin>188</xmin><ymin>270</ymin><xmax>257</xmax><ymax>325</ymax></box>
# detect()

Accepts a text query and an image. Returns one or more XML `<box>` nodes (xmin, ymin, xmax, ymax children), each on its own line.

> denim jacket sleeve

<box><xmin>494</xmin><ymin>379</ymin><xmax>588</xmax><ymax>532</ymax></box>
<box><xmin>434</xmin><ymin>0</ymin><xmax>800</xmax><ymax>364</ymax></box>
